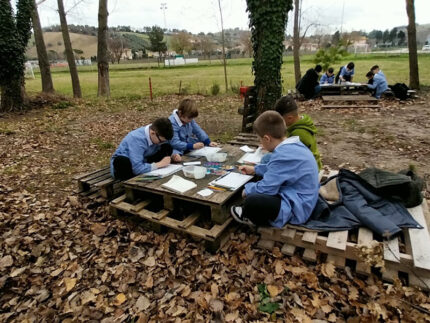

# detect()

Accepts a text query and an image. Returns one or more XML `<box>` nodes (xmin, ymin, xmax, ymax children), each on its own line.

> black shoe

<box><xmin>230</xmin><ymin>206</ymin><xmax>255</xmax><ymax>227</ymax></box>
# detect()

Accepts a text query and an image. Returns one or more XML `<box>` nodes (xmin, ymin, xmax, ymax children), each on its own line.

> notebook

<box><xmin>161</xmin><ymin>175</ymin><xmax>197</xmax><ymax>194</ymax></box>
<box><xmin>210</xmin><ymin>172</ymin><xmax>253</xmax><ymax>191</ymax></box>
<box><xmin>188</xmin><ymin>147</ymin><xmax>221</xmax><ymax>158</ymax></box>
<box><xmin>143</xmin><ymin>164</ymin><xmax>183</xmax><ymax>178</ymax></box>
<box><xmin>238</xmin><ymin>147</ymin><xmax>265</xmax><ymax>164</ymax></box>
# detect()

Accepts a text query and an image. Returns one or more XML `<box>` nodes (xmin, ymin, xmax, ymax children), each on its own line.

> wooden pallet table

<box><xmin>322</xmin><ymin>95</ymin><xmax>379</xmax><ymax>109</ymax></box>
<box><xmin>74</xmin><ymin>166</ymin><xmax>123</xmax><ymax>201</ymax></box>
<box><xmin>228</xmin><ymin>132</ymin><xmax>260</xmax><ymax>147</ymax></box>
<box><xmin>320</xmin><ymin>84</ymin><xmax>368</xmax><ymax>96</ymax></box>
<box><xmin>257</xmin><ymin>199</ymin><xmax>430</xmax><ymax>291</ymax></box>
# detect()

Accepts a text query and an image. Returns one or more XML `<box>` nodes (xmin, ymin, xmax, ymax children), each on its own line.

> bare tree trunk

<box><xmin>57</xmin><ymin>0</ymin><xmax>82</xmax><ymax>98</ymax></box>
<box><xmin>218</xmin><ymin>0</ymin><xmax>228</xmax><ymax>92</ymax></box>
<box><xmin>406</xmin><ymin>0</ymin><xmax>420</xmax><ymax>89</ymax></box>
<box><xmin>97</xmin><ymin>0</ymin><xmax>110</xmax><ymax>97</ymax></box>
<box><xmin>32</xmin><ymin>0</ymin><xmax>54</xmax><ymax>93</ymax></box>
<box><xmin>293</xmin><ymin>0</ymin><xmax>301</xmax><ymax>85</ymax></box>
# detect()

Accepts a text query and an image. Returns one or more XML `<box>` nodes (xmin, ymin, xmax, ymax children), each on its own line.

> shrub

<box><xmin>210</xmin><ymin>83</ymin><xmax>220</xmax><ymax>96</ymax></box>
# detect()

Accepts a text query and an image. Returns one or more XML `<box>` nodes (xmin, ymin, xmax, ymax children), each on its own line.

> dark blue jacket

<box><xmin>302</xmin><ymin>169</ymin><xmax>422</xmax><ymax>237</ymax></box>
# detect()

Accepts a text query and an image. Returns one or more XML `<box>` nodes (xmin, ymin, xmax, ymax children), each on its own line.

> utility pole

<box><xmin>340</xmin><ymin>0</ymin><xmax>345</xmax><ymax>34</ymax></box>
<box><xmin>160</xmin><ymin>3</ymin><xmax>167</xmax><ymax>30</ymax></box>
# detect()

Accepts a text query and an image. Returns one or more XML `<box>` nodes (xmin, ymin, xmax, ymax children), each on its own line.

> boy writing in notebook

<box><xmin>230</xmin><ymin>111</ymin><xmax>319</xmax><ymax>228</ymax></box>
<box><xmin>110</xmin><ymin>118</ymin><xmax>174</xmax><ymax>180</ymax></box>
<box><xmin>168</xmin><ymin>98</ymin><xmax>217</xmax><ymax>162</ymax></box>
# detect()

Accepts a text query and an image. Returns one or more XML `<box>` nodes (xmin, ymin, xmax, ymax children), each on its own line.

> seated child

<box><xmin>261</xmin><ymin>96</ymin><xmax>323</xmax><ymax>170</ymax></box>
<box><xmin>296</xmin><ymin>65</ymin><xmax>322</xmax><ymax>100</ymax></box>
<box><xmin>320</xmin><ymin>67</ymin><xmax>335</xmax><ymax>85</ymax></box>
<box><xmin>335</xmin><ymin>62</ymin><xmax>355</xmax><ymax>84</ymax></box>
<box><xmin>370</xmin><ymin>65</ymin><xmax>386</xmax><ymax>81</ymax></box>
<box><xmin>230</xmin><ymin>111</ymin><xmax>319</xmax><ymax>228</ymax></box>
<box><xmin>366</xmin><ymin>71</ymin><xmax>389</xmax><ymax>99</ymax></box>
<box><xmin>110</xmin><ymin>118</ymin><xmax>174</xmax><ymax>180</ymax></box>
<box><xmin>168</xmin><ymin>99</ymin><xmax>217</xmax><ymax>161</ymax></box>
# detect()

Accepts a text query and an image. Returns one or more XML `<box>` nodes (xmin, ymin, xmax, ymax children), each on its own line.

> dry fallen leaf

<box><xmin>114</xmin><ymin>293</ymin><xmax>127</xmax><ymax>306</ymax></box>
<box><xmin>225</xmin><ymin>311</ymin><xmax>239</xmax><ymax>321</ymax></box>
<box><xmin>0</xmin><ymin>255</ymin><xmax>13</xmax><ymax>269</ymax></box>
<box><xmin>267</xmin><ymin>285</ymin><xmax>281</xmax><ymax>298</ymax></box>
<box><xmin>211</xmin><ymin>283</ymin><xmax>219</xmax><ymax>298</ymax></box>
<box><xmin>225</xmin><ymin>292</ymin><xmax>240</xmax><ymax>303</ymax></box>
<box><xmin>91</xmin><ymin>223</ymin><xmax>107</xmax><ymax>236</ymax></box>
<box><xmin>143</xmin><ymin>256</ymin><xmax>156</xmax><ymax>267</ymax></box>
<box><xmin>209</xmin><ymin>299</ymin><xmax>224</xmax><ymax>313</ymax></box>
<box><xmin>135</xmin><ymin>295</ymin><xmax>150</xmax><ymax>311</ymax></box>
<box><xmin>10</xmin><ymin>267</ymin><xmax>27</xmax><ymax>277</ymax></box>
<box><xmin>321</xmin><ymin>262</ymin><xmax>336</xmax><ymax>278</ymax></box>
<box><xmin>64</xmin><ymin>277</ymin><xmax>77</xmax><ymax>292</ymax></box>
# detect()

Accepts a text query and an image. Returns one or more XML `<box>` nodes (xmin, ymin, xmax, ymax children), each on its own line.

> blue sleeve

<box><xmin>367</xmin><ymin>82</ymin><xmax>377</xmax><ymax>89</ymax></box>
<box><xmin>128</xmin><ymin>140</ymin><xmax>153</xmax><ymax>175</ymax></box>
<box><xmin>169</xmin><ymin>123</ymin><xmax>189</xmax><ymax>155</ymax></box>
<box><xmin>191</xmin><ymin>121</ymin><xmax>210</xmax><ymax>143</ymax></box>
<box><xmin>339</xmin><ymin>67</ymin><xmax>345</xmax><ymax>77</ymax></box>
<box><xmin>319</xmin><ymin>74</ymin><xmax>327</xmax><ymax>84</ymax></box>
<box><xmin>351</xmin><ymin>68</ymin><xmax>355</xmax><ymax>76</ymax></box>
<box><xmin>245</xmin><ymin>159</ymin><xmax>285</xmax><ymax>196</ymax></box>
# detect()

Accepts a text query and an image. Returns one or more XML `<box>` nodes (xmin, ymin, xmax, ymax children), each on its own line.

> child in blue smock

<box><xmin>110</xmin><ymin>118</ymin><xmax>175</xmax><ymax>180</ymax></box>
<box><xmin>230</xmin><ymin>111</ymin><xmax>319</xmax><ymax>228</ymax></box>
<box><xmin>336</xmin><ymin>62</ymin><xmax>355</xmax><ymax>83</ymax></box>
<box><xmin>168</xmin><ymin>99</ymin><xmax>217</xmax><ymax>161</ymax></box>
<box><xmin>320</xmin><ymin>67</ymin><xmax>335</xmax><ymax>85</ymax></box>
<box><xmin>366</xmin><ymin>71</ymin><xmax>389</xmax><ymax>99</ymax></box>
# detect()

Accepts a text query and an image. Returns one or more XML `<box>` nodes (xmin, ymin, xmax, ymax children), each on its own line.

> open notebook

<box><xmin>161</xmin><ymin>175</ymin><xmax>197</xmax><ymax>194</ymax></box>
<box><xmin>188</xmin><ymin>147</ymin><xmax>221</xmax><ymax>158</ymax></box>
<box><xmin>210</xmin><ymin>172</ymin><xmax>253</xmax><ymax>191</ymax></box>
<box><xmin>143</xmin><ymin>164</ymin><xmax>183</xmax><ymax>178</ymax></box>
<box><xmin>238</xmin><ymin>147</ymin><xmax>265</xmax><ymax>164</ymax></box>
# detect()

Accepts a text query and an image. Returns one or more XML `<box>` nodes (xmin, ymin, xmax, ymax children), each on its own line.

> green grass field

<box><xmin>25</xmin><ymin>53</ymin><xmax>430</xmax><ymax>99</ymax></box>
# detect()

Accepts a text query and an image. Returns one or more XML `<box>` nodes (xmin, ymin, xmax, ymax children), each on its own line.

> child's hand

<box><xmin>171</xmin><ymin>154</ymin><xmax>182</xmax><ymax>162</ymax></box>
<box><xmin>156</xmin><ymin>156</ymin><xmax>171</xmax><ymax>169</ymax></box>
<box><xmin>241</xmin><ymin>189</ymin><xmax>246</xmax><ymax>198</ymax></box>
<box><xmin>238</xmin><ymin>165</ymin><xmax>255</xmax><ymax>175</ymax></box>
<box><xmin>193</xmin><ymin>142</ymin><xmax>204</xmax><ymax>149</ymax></box>
<box><xmin>209</xmin><ymin>142</ymin><xmax>218</xmax><ymax>147</ymax></box>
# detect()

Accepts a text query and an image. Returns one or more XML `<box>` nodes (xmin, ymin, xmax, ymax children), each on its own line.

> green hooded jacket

<box><xmin>287</xmin><ymin>114</ymin><xmax>323</xmax><ymax>170</ymax></box>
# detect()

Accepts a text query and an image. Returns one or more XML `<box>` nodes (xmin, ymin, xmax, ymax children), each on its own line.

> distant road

<box><xmin>370</xmin><ymin>48</ymin><xmax>430</xmax><ymax>54</ymax></box>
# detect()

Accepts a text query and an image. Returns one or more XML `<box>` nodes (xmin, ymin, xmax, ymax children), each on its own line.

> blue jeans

<box><xmin>314</xmin><ymin>85</ymin><xmax>321</xmax><ymax>96</ymax></box>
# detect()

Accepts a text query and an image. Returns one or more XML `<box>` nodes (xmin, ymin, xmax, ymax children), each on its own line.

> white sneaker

<box><xmin>230</xmin><ymin>206</ymin><xmax>255</xmax><ymax>227</ymax></box>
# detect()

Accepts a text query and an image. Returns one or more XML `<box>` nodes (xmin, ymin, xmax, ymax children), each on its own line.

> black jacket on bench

<box><xmin>301</xmin><ymin>169</ymin><xmax>422</xmax><ymax>238</ymax></box>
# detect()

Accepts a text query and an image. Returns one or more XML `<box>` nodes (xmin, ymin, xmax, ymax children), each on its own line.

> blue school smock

<box><xmin>339</xmin><ymin>65</ymin><xmax>354</xmax><ymax>79</ymax></box>
<box><xmin>244</xmin><ymin>137</ymin><xmax>319</xmax><ymax>228</ymax></box>
<box><xmin>367</xmin><ymin>73</ymin><xmax>388</xmax><ymax>98</ymax></box>
<box><xmin>110</xmin><ymin>125</ymin><xmax>161</xmax><ymax>177</ymax></box>
<box><xmin>168</xmin><ymin>110</ymin><xmax>211</xmax><ymax>155</ymax></box>
<box><xmin>320</xmin><ymin>73</ymin><xmax>335</xmax><ymax>84</ymax></box>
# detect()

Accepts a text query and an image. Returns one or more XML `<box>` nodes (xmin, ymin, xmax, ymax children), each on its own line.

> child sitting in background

<box><xmin>168</xmin><ymin>99</ymin><xmax>217</xmax><ymax>162</ymax></box>
<box><xmin>320</xmin><ymin>67</ymin><xmax>335</xmax><ymax>85</ymax></box>
<box><xmin>366</xmin><ymin>71</ymin><xmax>389</xmax><ymax>99</ymax></box>
<box><xmin>230</xmin><ymin>111</ymin><xmax>319</xmax><ymax>228</ymax></box>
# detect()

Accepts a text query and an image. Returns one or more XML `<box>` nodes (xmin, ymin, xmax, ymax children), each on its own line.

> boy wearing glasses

<box><xmin>110</xmin><ymin>118</ymin><xmax>175</xmax><ymax>180</ymax></box>
<box><xmin>168</xmin><ymin>98</ymin><xmax>217</xmax><ymax>162</ymax></box>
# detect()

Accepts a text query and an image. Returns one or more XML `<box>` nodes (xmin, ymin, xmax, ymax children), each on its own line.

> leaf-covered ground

<box><xmin>1</xmin><ymin>94</ymin><xmax>430</xmax><ymax>322</ymax></box>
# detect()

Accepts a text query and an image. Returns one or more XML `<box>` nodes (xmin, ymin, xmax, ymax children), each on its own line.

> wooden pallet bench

<box><xmin>257</xmin><ymin>199</ymin><xmax>430</xmax><ymax>291</ymax></box>
<box><xmin>110</xmin><ymin>194</ymin><xmax>234</xmax><ymax>251</ymax></box>
<box><xmin>74</xmin><ymin>166</ymin><xmax>123</xmax><ymax>201</ymax></box>
<box><xmin>322</xmin><ymin>95</ymin><xmax>379</xmax><ymax>109</ymax></box>
<box><xmin>228</xmin><ymin>132</ymin><xmax>260</xmax><ymax>147</ymax></box>
<box><xmin>320</xmin><ymin>84</ymin><xmax>368</xmax><ymax>96</ymax></box>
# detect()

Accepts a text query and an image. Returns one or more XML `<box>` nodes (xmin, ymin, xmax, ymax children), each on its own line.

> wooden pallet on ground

<box><xmin>74</xmin><ymin>166</ymin><xmax>123</xmax><ymax>201</ymax></box>
<box><xmin>228</xmin><ymin>133</ymin><xmax>260</xmax><ymax>147</ymax></box>
<box><xmin>322</xmin><ymin>95</ymin><xmax>379</xmax><ymax>109</ymax></box>
<box><xmin>110</xmin><ymin>194</ymin><xmax>235</xmax><ymax>251</ymax></box>
<box><xmin>257</xmin><ymin>199</ymin><xmax>430</xmax><ymax>290</ymax></box>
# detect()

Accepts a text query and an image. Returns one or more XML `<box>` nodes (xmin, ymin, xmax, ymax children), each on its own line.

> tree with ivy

<box><xmin>246</xmin><ymin>0</ymin><xmax>293</xmax><ymax>114</ymax></box>
<box><xmin>0</xmin><ymin>0</ymin><xmax>33</xmax><ymax>112</ymax></box>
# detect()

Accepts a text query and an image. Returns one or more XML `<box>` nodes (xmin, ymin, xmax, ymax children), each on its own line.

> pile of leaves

<box><xmin>1</xmin><ymin>94</ymin><xmax>430</xmax><ymax>321</ymax></box>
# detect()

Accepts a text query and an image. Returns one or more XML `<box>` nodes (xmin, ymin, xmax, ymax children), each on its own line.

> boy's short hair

<box><xmin>315</xmin><ymin>65</ymin><xmax>322</xmax><ymax>72</ymax></box>
<box><xmin>328</xmin><ymin>67</ymin><xmax>334</xmax><ymax>73</ymax></box>
<box><xmin>347</xmin><ymin>62</ymin><xmax>355</xmax><ymax>69</ymax></box>
<box><xmin>253</xmin><ymin>111</ymin><xmax>286</xmax><ymax>139</ymax></box>
<box><xmin>152</xmin><ymin>118</ymin><xmax>173</xmax><ymax>140</ymax></box>
<box><xmin>178</xmin><ymin>99</ymin><xmax>198</xmax><ymax>118</ymax></box>
<box><xmin>366</xmin><ymin>71</ymin><xmax>374</xmax><ymax>78</ymax></box>
<box><xmin>274</xmin><ymin>95</ymin><xmax>298</xmax><ymax>116</ymax></box>
<box><xmin>371</xmin><ymin>65</ymin><xmax>379</xmax><ymax>72</ymax></box>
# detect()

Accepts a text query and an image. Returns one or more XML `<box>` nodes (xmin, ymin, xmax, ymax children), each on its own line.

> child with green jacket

<box><xmin>261</xmin><ymin>96</ymin><xmax>322</xmax><ymax>170</ymax></box>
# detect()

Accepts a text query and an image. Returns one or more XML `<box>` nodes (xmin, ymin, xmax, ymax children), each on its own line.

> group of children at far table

<box><xmin>111</xmin><ymin>96</ymin><xmax>323</xmax><ymax>229</ymax></box>
<box><xmin>297</xmin><ymin>62</ymin><xmax>389</xmax><ymax>100</ymax></box>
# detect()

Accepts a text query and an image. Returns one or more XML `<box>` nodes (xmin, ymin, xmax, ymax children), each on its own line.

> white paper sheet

<box><xmin>161</xmin><ymin>175</ymin><xmax>197</xmax><ymax>194</ymax></box>
<box><xmin>197</xmin><ymin>188</ymin><xmax>213</xmax><ymax>197</ymax></box>
<box><xmin>187</xmin><ymin>147</ymin><xmax>221</xmax><ymax>158</ymax></box>
<box><xmin>210</xmin><ymin>172</ymin><xmax>253</xmax><ymax>191</ymax></box>
<box><xmin>144</xmin><ymin>164</ymin><xmax>183</xmax><ymax>178</ymax></box>
<box><xmin>238</xmin><ymin>147</ymin><xmax>265</xmax><ymax>164</ymax></box>
<box><xmin>240</xmin><ymin>145</ymin><xmax>255</xmax><ymax>153</ymax></box>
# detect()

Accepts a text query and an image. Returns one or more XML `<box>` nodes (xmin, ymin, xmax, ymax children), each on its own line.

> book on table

<box><xmin>210</xmin><ymin>172</ymin><xmax>253</xmax><ymax>191</ymax></box>
<box><xmin>187</xmin><ymin>147</ymin><xmax>221</xmax><ymax>158</ymax></box>
<box><xmin>238</xmin><ymin>147</ymin><xmax>265</xmax><ymax>165</ymax></box>
<box><xmin>141</xmin><ymin>164</ymin><xmax>183</xmax><ymax>178</ymax></box>
<box><xmin>161</xmin><ymin>175</ymin><xmax>197</xmax><ymax>194</ymax></box>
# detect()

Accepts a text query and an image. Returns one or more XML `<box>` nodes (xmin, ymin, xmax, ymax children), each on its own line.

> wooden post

<box><xmin>149</xmin><ymin>77</ymin><xmax>153</xmax><ymax>101</ymax></box>
<box><xmin>178</xmin><ymin>80</ymin><xmax>182</xmax><ymax>95</ymax></box>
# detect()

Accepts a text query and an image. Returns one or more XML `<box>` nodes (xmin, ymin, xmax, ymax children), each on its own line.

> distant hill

<box><xmin>26</xmin><ymin>32</ymin><xmax>97</xmax><ymax>60</ymax></box>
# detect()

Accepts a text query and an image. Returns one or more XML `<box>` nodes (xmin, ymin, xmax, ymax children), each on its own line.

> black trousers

<box><xmin>243</xmin><ymin>193</ymin><xmax>281</xmax><ymax>226</ymax></box>
<box><xmin>113</xmin><ymin>144</ymin><xmax>173</xmax><ymax>180</ymax></box>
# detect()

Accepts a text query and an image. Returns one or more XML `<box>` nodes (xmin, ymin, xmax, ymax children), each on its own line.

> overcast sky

<box><xmin>36</xmin><ymin>0</ymin><xmax>430</xmax><ymax>35</ymax></box>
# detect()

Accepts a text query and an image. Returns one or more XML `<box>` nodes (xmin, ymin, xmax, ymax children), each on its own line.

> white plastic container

<box><xmin>206</xmin><ymin>153</ymin><xmax>227</xmax><ymax>162</ymax></box>
<box><xmin>182</xmin><ymin>166</ymin><xmax>207</xmax><ymax>179</ymax></box>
